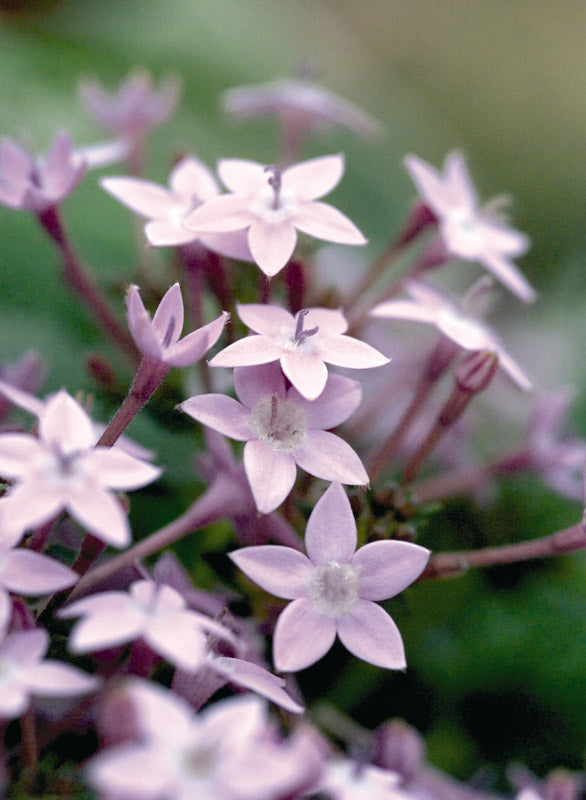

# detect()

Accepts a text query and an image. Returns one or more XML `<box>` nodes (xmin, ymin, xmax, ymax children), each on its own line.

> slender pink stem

<box><xmin>20</xmin><ymin>706</ymin><xmax>38</xmax><ymax>773</ymax></box>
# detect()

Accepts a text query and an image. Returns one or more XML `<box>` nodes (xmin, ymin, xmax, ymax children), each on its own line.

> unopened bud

<box><xmin>455</xmin><ymin>349</ymin><xmax>498</xmax><ymax>394</ymax></box>
<box><xmin>374</xmin><ymin>719</ymin><xmax>425</xmax><ymax>781</ymax></box>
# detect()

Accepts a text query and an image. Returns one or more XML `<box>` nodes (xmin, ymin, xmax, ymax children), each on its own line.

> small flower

<box><xmin>0</xmin><ymin>389</ymin><xmax>161</xmax><ymax>547</ymax></box>
<box><xmin>60</xmin><ymin>579</ymin><xmax>234</xmax><ymax>671</ymax></box>
<box><xmin>0</xmin><ymin>130</ymin><xmax>126</xmax><ymax>213</ymax></box>
<box><xmin>180</xmin><ymin>363</ymin><xmax>368</xmax><ymax>514</ymax></box>
<box><xmin>405</xmin><ymin>151</ymin><xmax>535</xmax><ymax>302</ymax></box>
<box><xmin>370</xmin><ymin>278</ymin><xmax>531</xmax><ymax>389</ymax></box>
<box><xmin>127</xmin><ymin>283</ymin><xmax>228</xmax><ymax>367</ymax></box>
<box><xmin>80</xmin><ymin>69</ymin><xmax>179</xmax><ymax>140</ymax></box>
<box><xmin>0</xmin><ymin>627</ymin><xmax>98</xmax><ymax>718</ymax></box>
<box><xmin>230</xmin><ymin>482</ymin><xmax>429</xmax><ymax>671</ymax></box>
<box><xmin>222</xmin><ymin>78</ymin><xmax>383</xmax><ymax>138</ymax></box>
<box><xmin>318</xmin><ymin>758</ymin><xmax>413</xmax><ymax>800</ymax></box>
<box><xmin>210</xmin><ymin>303</ymin><xmax>389</xmax><ymax>400</ymax></box>
<box><xmin>102</xmin><ymin>156</ymin><xmax>253</xmax><ymax>258</ymax></box>
<box><xmin>185</xmin><ymin>154</ymin><xmax>366</xmax><ymax>277</ymax></box>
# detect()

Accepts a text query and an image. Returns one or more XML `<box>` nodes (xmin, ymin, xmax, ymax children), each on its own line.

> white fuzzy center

<box><xmin>248</xmin><ymin>395</ymin><xmax>307</xmax><ymax>451</ymax></box>
<box><xmin>308</xmin><ymin>560</ymin><xmax>359</xmax><ymax>617</ymax></box>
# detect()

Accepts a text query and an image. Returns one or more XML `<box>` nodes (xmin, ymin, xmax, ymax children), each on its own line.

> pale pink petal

<box><xmin>281</xmin><ymin>353</ymin><xmax>328</xmax><ymax>400</ymax></box>
<box><xmin>273</xmin><ymin>597</ymin><xmax>336</xmax><ymax>671</ymax></box>
<box><xmin>234</xmin><ymin>362</ymin><xmax>286</xmax><ymax>410</ymax></box>
<box><xmin>0</xmin><ymin>138</ymin><xmax>31</xmax><ymax>184</ymax></box>
<box><xmin>294</xmin><ymin>430</ymin><xmax>368</xmax><ymax>485</ymax></box>
<box><xmin>41</xmin><ymin>131</ymin><xmax>83</xmax><ymax>197</ymax></box>
<box><xmin>2</xmin><ymin>482</ymin><xmax>63</xmax><ymax>535</ymax></box>
<box><xmin>217</xmin><ymin>158</ymin><xmax>267</xmax><ymax>193</ymax></box>
<box><xmin>0</xmin><ymin>591</ymin><xmax>10</xmax><ymax>637</ymax></box>
<box><xmin>0</xmin><ymin>378</ymin><xmax>45</xmax><ymax>416</ymax></box>
<box><xmin>243</xmin><ymin>440</ymin><xmax>297</xmax><ymax>513</ymax></box>
<box><xmin>305</xmin><ymin>481</ymin><xmax>356</xmax><ymax>564</ymax></box>
<box><xmin>199</xmin><ymin>230</ymin><xmax>254</xmax><ymax>261</ymax></box>
<box><xmin>65</xmin><ymin>605</ymin><xmax>142</xmax><ymax>652</ymax></box>
<box><xmin>101</xmin><ymin>176</ymin><xmax>175</xmax><ymax>218</ymax></box>
<box><xmin>165</xmin><ymin>311</ymin><xmax>228</xmax><ymax>368</ymax></box>
<box><xmin>152</xmin><ymin>283</ymin><xmax>184</xmax><ymax>343</ymax></box>
<box><xmin>237</xmin><ymin>303</ymin><xmax>295</xmax><ymax>335</ymax></box>
<box><xmin>88</xmin><ymin>744</ymin><xmax>170</xmax><ymax>799</ymax></box>
<box><xmin>292</xmin><ymin>201</ymin><xmax>367</xmax><ymax>245</ymax></box>
<box><xmin>127</xmin><ymin>679</ymin><xmax>192</xmax><ymax>741</ymax></box>
<box><xmin>283</xmin><ymin>154</ymin><xmax>344</xmax><ymax>201</ymax></box>
<box><xmin>404</xmin><ymin>154</ymin><xmax>450</xmax><ymax>215</ymax></box>
<box><xmin>248</xmin><ymin>219</ymin><xmax>297</xmax><ymax>276</ymax></box>
<box><xmin>444</xmin><ymin>150</ymin><xmax>478</xmax><ymax>210</ymax></box>
<box><xmin>370</xmin><ymin>299</ymin><xmax>440</xmax><ymax>324</ymax></box>
<box><xmin>146</xmin><ymin>617</ymin><xmax>208</xmax><ymax>670</ymax></box>
<box><xmin>337</xmin><ymin>600</ymin><xmax>406</xmax><ymax>669</ymax></box>
<box><xmin>352</xmin><ymin>541</ymin><xmax>430</xmax><ymax>601</ymax></box>
<box><xmin>209</xmin><ymin>335</ymin><xmax>284</xmax><ymax>368</ymax></box>
<box><xmin>170</xmin><ymin>157</ymin><xmax>219</xmax><ymax>201</ymax></box>
<box><xmin>185</xmin><ymin>194</ymin><xmax>254</xmax><ymax>232</ymax></box>
<box><xmin>0</xmin><ymin>434</ymin><xmax>42</xmax><ymax>478</ymax></box>
<box><xmin>303</xmin><ymin>307</ymin><xmax>348</xmax><ymax>335</ymax></box>
<box><xmin>126</xmin><ymin>285</ymin><xmax>164</xmax><ymax>359</ymax></box>
<box><xmin>211</xmin><ymin>656</ymin><xmax>304</xmax><ymax>713</ymax></box>
<box><xmin>66</xmin><ymin>487</ymin><xmax>131</xmax><ymax>548</ymax></box>
<box><xmin>0</xmin><ymin>683</ymin><xmax>29</xmax><ymax>718</ymax></box>
<box><xmin>496</xmin><ymin>348</ymin><xmax>532</xmax><ymax>391</ymax></box>
<box><xmin>145</xmin><ymin>218</ymin><xmax>198</xmax><ymax>246</ymax></box>
<box><xmin>229</xmin><ymin>545</ymin><xmax>312</xmax><ymax>598</ymax></box>
<box><xmin>1</xmin><ymin>628</ymin><xmax>48</xmax><ymax>664</ymax></box>
<box><xmin>130</xmin><ymin>580</ymin><xmax>184</xmax><ymax>610</ymax></box>
<box><xmin>1</xmin><ymin>550</ymin><xmax>78</xmax><ymax>594</ymax></box>
<box><xmin>23</xmin><ymin>661</ymin><xmax>99</xmax><ymax>695</ymax></box>
<box><xmin>84</xmin><ymin>448</ymin><xmax>161</xmax><ymax>490</ymax></box>
<box><xmin>40</xmin><ymin>390</ymin><xmax>95</xmax><ymax>452</ymax></box>
<box><xmin>482</xmin><ymin>252</ymin><xmax>536</xmax><ymax>303</ymax></box>
<box><xmin>179</xmin><ymin>395</ymin><xmax>251</xmax><ymax>441</ymax></box>
<box><xmin>318</xmin><ymin>334</ymin><xmax>389</xmax><ymax>369</ymax></box>
<box><xmin>290</xmin><ymin>374</ymin><xmax>362</xmax><ymax>430</ymax></box>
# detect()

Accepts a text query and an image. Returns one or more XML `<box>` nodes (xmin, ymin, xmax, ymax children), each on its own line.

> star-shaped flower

<box><xmin>179</xmin><ymin>363</ymin><xmax>368</xmax><ymax>514</ymax></box>
<box><xmin>370</xmin><ymin>278</ymin><xmax>531</xmax><ymax>389</ymax></box>
<box><xmin>230</xmin><ymin>481</ymin><xmax>429</xmax><ymax>672</ymax></box>
<box><xmin>60</xmin><ymin>579</ymin><xmax>234</xmax><ymax>671</ymax></box>
<box><xmin>0</xmin><ymin>389</ymin><xmax>161</xmax><ymax>547</ymax></box>
<box><xmin>209</xmin><ymin>304</ymin><xmax>389</xmax><ymax>400</ymax></box>
<box><xmin>184</xmin><ymin>154</ymin><xmax>366</xmax><ymax>276</ymax></box>
<box><xmin>405</xmin><ymin>151</ymin><xmax>535</xmax><ymax>302</ymax></box>
<box><xmin>127</xmin><ymin>282</ymin><xmax>228</xmax><ymax>367</ymax></box>
<box><xmin>102</xmin><ymin>157</ymin><xmax>253</xmax><ymax>258</ymax></box>
<box><xmin>0</xmin><ymin>628</ymin><xmax>98</xmax><ymax>719</ymax></box>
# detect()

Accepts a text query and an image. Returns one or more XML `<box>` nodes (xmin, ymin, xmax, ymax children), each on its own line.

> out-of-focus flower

<box><xmin>370</xmin><ymin>278</ymin><xmax>531</xmax><ymax>390</ymax></box>
<box><xmin>180</xmin><ymin>363</ymin><xmax>368</xmax><ymax>514</ymax></box>
<box><xmin>405</xmin><ymin>151</ymin><xmax>534</xmax><ymax>302</ymax></box>
<box><xmin>127</xmin><ymin>283</ymin><xmax>228</xmax><ymax>368</ymax></box>
<box><xmin>80</xmin><ymin>70</ymin><xmax>179</xmax><ymax>140</ymax></box>
<box><xmin>185</xmin><ymin>154</ymin><xmax>366</xmax><ymax>277</ymax></box>
<box><xmin>0</xmin><ymin>390</ymin><xmax>161</xmax><ymax>548</ymax></box>
<box><xmin>230</xmin><ymin>481</ymin><xmax>429</xmax><ymax>671</ymax></box>
<box><xmin>317</xmin><ymin>758</ymin><xmax>414</xmax><ymax>800</ymax></box>
<box><xmin>0</xmin><ymin>627</ymin><xmax>98</xmax><ymax>718</ymax></box>
<box><xmin>102</xmin><ymin>156</ymin><xmax>253</xmax><ymax>259</ymax></box>
<box><xmin>222</xmin><ymin>78</ymin><xmax>383</xmax><ymax>138</ymax></box>
<box><xmin>210</xmin><ymin>303</ymin><xmax>389</xmax><ymax>400</ymax></box>
<box><xmin>0</xmin><ymin>131</ymin><xmax>126</xmax><ymax>213</ymax></box>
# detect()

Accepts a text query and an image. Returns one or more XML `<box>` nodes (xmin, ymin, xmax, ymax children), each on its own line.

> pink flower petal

<box><xmin>404</xmin><ymin>154</ymin><xmax>450</xmax><ymax>216</ymax></box>
<box><xmin>185</xmin><ymin>194</ymin><xmax>254</xmax><ymax>232</ymax></box>
<box><xmin>65</xmin><ymin>601</ymin><xmax>143</xmax><ymax>652</ymax></box>
<box><xmin>179</xmin><ymin>394</ymin><xmax>251</xmax><ymax>441</ymax></box>
<box><xmin>292</xmin><ymin>201</ymin><xmax>367</xmax><ymax>245</ymax></box>
<box><xmin>234</xmin><ymin>362</ymin><xmax>287</xmax><ymax>410</ymax></box>
<box><xmin>165</xmin><ymin>311</ymin><xmax>228</xmax><ymax>368</ymax></box>
<box><xmin>0</xmin><ymin>434</ymin><xmax>42</xmax><ymax>478</ymax></box>
<box><xmin>294</xmin><ymin>430</ymin><xmax>368</xmax><ymax>486</ymax></box>
<box><xmin>0</xmin><ymin>591</ymin><xmax>11</xmax><ymax>638</ymax></box>
<box><xmin>304</xmin><ymin>481</ymin><xmax>356</xmax><ymax>564</ymax></box>
<box><xmin>209</xmin><ymin>334</ymin><xmax>284</xmax><ymax>368</ymax></box>
<box><xmin>126</xmin><ymin>285</ymin><xmax>164</xmax><ymax>359</ymax></box>
<box><xmin>1</xmin><ymin>550</ymin><xmax>78</xmax><ymax>595</ymax></box>
<box><xmin>84</xmin><ymin>448</ymin><xmax>161</xmax><ymax>490</ymax></box>
<box><xmin>2</xmin><ymin>482</ymin><xmax>63</xmax><ymax>536</ymax></box>
<box><xmin>0</xmin><ymin>683</ymin><xmax>29</xmax><ymax>718</ymax></box>
<box><xmin>211</xmin><ymin>656</ymin><xmax>304</xmax><ymax>713</ymax></box>
<box><xmin>88</xmin><ymin>744</ymin><xmax>170</xmax><ymax>800</ymax></box>
<box><xmin>0</xmin><ymin>138</ymin><xmax>31</xmax><ymax>185</ymax></box>
<box><xmin>40</xmin><ymin>390</ymin><xmax>95</xmax><ymax>453</ymax></box>
<box><xmin>482</xmin><ymin>252</ymin><xmax>536</xmax><ymax>303</ymax></box>
<box><xmin>244</xmin><ymin>440</ymin><xmax>297</xmax><ymax>513</ymax></box>
<box><xmin>1</xmin><ymin>628</ymin><xmax>48</xmax><ymax>664</ymax></box>
<box><xmin>303</xmin><ymin>307</ymin><xmax>348</xmax><ymax>335</ymax></box>
<box><xmin>337</xmin><ymin>600</ymin><xmax>406</xmax><ymax>669</ymax></box>
<box><xmin>236</xmin><ymin>303</ymin><xmax>295</xmax><ymax>336</ymax></box>
<box><xmin>273</xmin><ymin>597</ymin><xmax>337</xmax><ymax>671</ymax></box>
<box><xmin>23</xmin><ymin>661</ymin><xmax>99</xmax><ymax>696</ymax></box>
<box><xmin>170</xmin><ymin>157</ymin><xmax>219</xmax><ymax>201</ymax></box>
<box><xmin>127</xmin><ymin>679</ymin><xmax>192</xmax><ymax>742</ymax></box>
<box><xmin>281</xmin><ymin>352</ymin><xmax>328</xmax><ymax>400</ymax></box>
<box><xmin>199</xmin><ymin>230</ymin><xmax>254</xmax><ymax>261</ymax></box>
<box><xmin>146</xmin><ymin>616</ymin><xmax>207</xmax><ymax>670</ymax></box>
<box><xmin>318</xmin><ymin>334</ymin><xmax>389</xmax><ymax>369</ymax></box>
<box><xmin>152</xmin><ymin>283</ymin><xmax>184</xmax><ymax>343</ymax></box>
<box><xmin>248</xmin><ymin>219</ymin><xmax>297</xmax><ymax>276</ymax></box>
<box><xmin>283</xmin><ymin>154</ymin><xmax>344</xmax><ymax>201</ymax></box>
<box><xmin>144</xmin><ymin>218</ymin><xmax>199</xmax><ymax>246</ymax></box>
<box><xmin>229</xmin><ymin>545</ymin><xmax>312</xmax><ymax>598</ymax></box>
<box><xmin>217</xmin><ymin>158</ymin><xmax>267</xmax><ymax>194</ymax></box>
<box><xmin>101</xmin><ymin>176</ymin><xmax>176</xmax><ymax>218</ymax></box>
<box><xmin>370</xmin><ymin>299</ymin><xmax>441</xmax><ymax>324</ymax></box>
<box><xmin>290</xmin><ymin>374</ymin><xmax>362</xmax><ymax>431</ymax></box>
<box><xmin>67</xmin><ymin>486</ymin><xmax>131</xmax><ymax>548</ymax></box>
<box><xmin>352</xmin><ymin>540</ymin><xmax>430</xmax><ymax>601</ymax></box>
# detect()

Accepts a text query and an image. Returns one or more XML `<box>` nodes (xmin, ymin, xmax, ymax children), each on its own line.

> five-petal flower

<box><xmin>184</xmin><ymin>154</ymin><xmax>366</xmax><ymax>276</ymax></box>
<box><xmin>230</xmin><ymin>481</ymin><xmax>430</xmax><ymax>672</ymax></box>
<box><xmin>179</xmin><ymin>363</ymin><xmax>368</xmax><ymax>514</ymax></box>
<box><xmin>210</xmin><ymin>303</ymin><xmax>389</xmax><ymax>400</ymax></box>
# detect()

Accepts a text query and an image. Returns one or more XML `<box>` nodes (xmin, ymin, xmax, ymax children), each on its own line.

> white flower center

<box><xmin>43</xmin><ymin>445</ymin><xmax>87</xmax><ymax>489</ymax></box>
<box><xmin>308</xmin><ymin>560</ymin><xmax>360</xmax><ymax>618</ymax></box>
<box><xmin>178</xmin><ymin>740</ymin><xmax>218</xmax><ymax>784</ymax></box>
<box><xmin>443</xmin><ymin>210</ymin><xmax>484</xmax><ymax>258</ymax></box>
<box><xmin>248</xmin><ymin>394</ymin><xmax>307</xmax><ymax>451</ymax></box>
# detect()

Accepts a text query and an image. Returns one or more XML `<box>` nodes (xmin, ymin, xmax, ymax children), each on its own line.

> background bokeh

<box><xmin>1</xmin><ymin>0</ymin><xmax>585</xmax><ymax>787</ymax></box>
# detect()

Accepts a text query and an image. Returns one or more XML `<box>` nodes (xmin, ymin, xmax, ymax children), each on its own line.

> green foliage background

<box><xmin>0</xmin><ymin>0</ymin><xmax>585</xmax><ymax>786</ymax></box>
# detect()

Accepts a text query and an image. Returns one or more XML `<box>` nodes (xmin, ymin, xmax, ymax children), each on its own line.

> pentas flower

<box><xmin>210</xmin><ymin>303</ymin><xmax>389</xmax><ymax>400</ymax></box>
<box><xmin>127</xmin><ymin>282</ymin><xmax>228</xmax><ymax>367</ymax></box>
<box><xmin>102</xmin><ymin>156</ymin><xmax>253</xmax><ymax>258</ymax></box>
<box><xmin>60</xmin><ymin>579</ymin><xmax>235</xmax><ymax>672</ymax></box>
<box><xmin>185</xmin><ymin>154</ymin><xmax>367</xmax><ymax>277</ymax></box>
<box><xmin>180</xmin><ymin>363</ymin><xmax>368</xmax><ymax>514</ymax></box>
<box><xmin>230</xmin><ymin>482</ymin><xmax>430</xmax><ymax>671</ymax></box>
<box><xmin>88</xmin><ymin>681</ymin><xmax>321</xmax><ymax>800</ymax></box>
<box><xmin>405</xmin><ymin>151</ymin><xmax>535</xmax><ymax>302</ymax></box>
<box><xmin>317</xmin><ymin>759</ymin><xmax>414</xmax><ymax>800</ymax></box>
<box><xmin>370</xmin><ymin>278</ymin><xmax>531</xmax><ymax>390</ymax></box>
<box><xmin>0</xmin><ymin>389</ymin><xmax>161</xmax><ymax>547</ymax></box>
<box><xmin>0</xmin><ymin>130</ymin><xmax>126</xmax><ymax>213</ymax></box>
<box><xmin>0</xmin><ymin>628</ymin><xmax>98</xmax><ymax>718</ymax></box>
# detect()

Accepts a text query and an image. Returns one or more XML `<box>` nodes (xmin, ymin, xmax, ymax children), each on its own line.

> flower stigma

<box><xmin>248</xmin><ymin>394</ymin><xmax>307</xmax><ymax>451</ymax></box>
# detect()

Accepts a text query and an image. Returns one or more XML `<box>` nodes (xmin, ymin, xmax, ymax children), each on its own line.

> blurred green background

<box><xmin>1</xmin><ymin>0</ymin><xmax>585</xmax><ymax>788</ymax></box>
